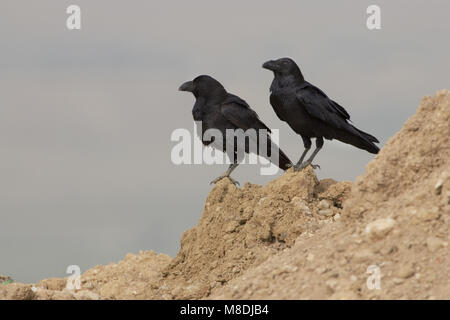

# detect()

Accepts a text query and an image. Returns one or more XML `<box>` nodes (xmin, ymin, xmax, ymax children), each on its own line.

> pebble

<box><xmin>426</xmin><ymin>237</ymin><xmax>448</xmax><ymax>252</ymax></box>
<box><xmin>397</xmin><ymin>264</ymin><xmax>415</xmax><ymax>279</ymax></box>
<box><xmin>291</xmin><ymin>197</ymin><xmax>312</xmax><ymax>215</ymax></box>
<box><xmin>318</xmin><ymin>209</ymin><xmax>334</xmax><ymax>216</ymax></box>
<box><xmin>365</xmin><ymin>218</ymin><xmax>395</xmax><ymax>239</ymax></box>
<box><xmin>325</xmin><ymin>279</ymin><xmax>338</xmax><ymax>293</ymax></box>
<box><xmin>318</xmin><ymin>200</ymin><xmax>331</xmax><ymax>210</ymax></box>
<box><xmin>353</xmin><ymin>249</ymin><xmax>374</xmax><ymax>263</ymax></box>
<box><xmin>415</xmin><ymin>207</ymin><xmax>440</xmax><ymax>221</ymax></box>
<box><xmin>315</xmin><ymin>267</ymin><xmax>327</xmax><ymax>274</ymax></box>
<box><xmin>434</xmin><ymin>172</ymin><xmax>449</xmax><ymax>195</ymax></box>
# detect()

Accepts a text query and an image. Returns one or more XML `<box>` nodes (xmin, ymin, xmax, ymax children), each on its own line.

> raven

<box><xmin>262</xmin><ymin>57</ymin><xmax>379</xmax><ymax>171</ymax></box>
<box><xmin>179</xmin><ymin>75</ymin><xmax>292</xmax><ymax>185</ymax></box>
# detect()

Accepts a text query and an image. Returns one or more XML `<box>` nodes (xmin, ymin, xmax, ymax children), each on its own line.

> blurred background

<box><xmin>1</xmin><ymin>0</ymin><xmax>449</xmax><ymax>282</ymax></box>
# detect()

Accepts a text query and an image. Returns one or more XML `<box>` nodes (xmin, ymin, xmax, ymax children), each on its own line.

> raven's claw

<box><xmin>210</xmin><ymin>175</ymin><xmax>240</xmax><ymax>186</ymax></box>
<box><xmin>293</xmin><ymin>162</ymin><xmax>320</xmax><ymax>171</ymax></box>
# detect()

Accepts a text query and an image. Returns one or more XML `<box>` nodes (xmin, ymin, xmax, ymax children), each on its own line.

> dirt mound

<box><xmin>210</xmin><ymin>89</ymin><xmax>450</xmax><ymax>299</ymax></box>
<box><xmin>1</xmin><ymin>90</ymin><xmax>449</xmax><ymax>300</ymax></box>
<box><xmin>162</xmin><ymin>169</ymin><xmax>351</xmax><ymax>299</ymax></box>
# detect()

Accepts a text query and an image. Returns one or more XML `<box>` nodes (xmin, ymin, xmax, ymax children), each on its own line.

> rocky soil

<box><xmin>1</xmin><ymin>90</ymin><xmax>449</xmax><ymax>300</ymax></box>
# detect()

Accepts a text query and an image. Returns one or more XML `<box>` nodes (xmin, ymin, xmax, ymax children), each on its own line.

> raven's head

<box><xmin>179</xmin><ymin>75</ymin><xmax>226</xmax><ymax>99</ymax></box>
<box><xmin>262</xmin><ymin>57</ymin><xmax>303</xmax><ymax>79</ymax></box>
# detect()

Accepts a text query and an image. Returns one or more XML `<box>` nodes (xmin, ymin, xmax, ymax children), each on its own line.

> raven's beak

<box><xmin>178</xmin><ymin>81</ymin><xmax>194</xmax><ymax>92</ymax></box>
<box><xmin>262</xmin><ymin>60</ymin><xmax>278</xmax><ymax>71</ymax></box>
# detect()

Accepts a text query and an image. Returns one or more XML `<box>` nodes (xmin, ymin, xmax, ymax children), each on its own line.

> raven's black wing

<box><xmin>296</xmin><ymin>82</ymin><xmax>350</xmax><ymax>129</ymax></box>
<box><xmin>220</xmin><ymin>94</ymin><xmax>271</xmax><ymax>132</ymax></box>
<box><xmin>296</xmin><ymin>82</ymin><xmax>380</xmax><ymax>151</ymax></box>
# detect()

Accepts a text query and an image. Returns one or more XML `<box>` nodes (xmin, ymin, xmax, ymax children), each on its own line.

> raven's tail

<box><xmin>243</xmin><ymin>132</ymin><xmax>293</xmax><ymax>171</ymax></box>
<box><xmin>264</xmin><ymin>136</ymin><xmax>293</xmax><ymax>171</ymax></box>
<box><xmin>354</xmin><ymin>127</ymin><xmax>379</xmax><ymax>143</ymax></box>
<box><xmin>336</xmin><ymin>125</ymin><xmax>380</xmax><ymax>154</ymax></box>
<box><xmin>277</xmin><ymin>147</ymin><xmax>293</xmax><ymax>171</ymax></box>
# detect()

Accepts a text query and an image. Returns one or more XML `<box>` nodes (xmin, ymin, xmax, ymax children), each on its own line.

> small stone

<box><xmin>353</xmin><ymin>249</ymin><xmax>373</xmax><ymax>263</ymax></box>
<box><xmin>416</xmin><ymin>207</ymin><xmax>440</xmax><ymax>221</ymax></box>
<box><xmin>306</xmin><ymin>253</ymin><xmax>315</xmax><ymax>262</ymax></box>
<box><xmin>365</xmin><ymin>218</ymin><xmax>396</xmax><ymax>239</ymax></box>
<box><xmin>434</xmin><ymin>172</ymin><xmax>449</xmax><ymax>195</ymax></box>
<box><xmin>318</xmin><ymin>209</ymin><xmax>334</xmax><ymax>216</ymax></box>
<box><xmin>282</xmin><ymin>265</ymin><xmax>298</xmax><ymax>273</ymax></box>
<box><xmin>301</xmin><ymin>205</ymin><xmax>311</xmax><ymax>214</ymax></box>
<box><xmin>333</xmin><ymin>213</ymin><xmax>341</xmax><ymax>221</ymax></box>
<box><xmin>397</xmin><ymin>264</ymin><xmax>415</xmax><ymax>279</ymax></box>
<box><xmin>435</xmin><ymin>180</ymin><xmax>444</xmax><ymax>195</ymax></box>
<box><xmin>325</xmin><ymin>279</ymin><xmax>338</xmax><ymax>293</ymax></box>
<box><xmin>315</xmin><ymin>267</ymin><xmax>327</xmax><ymax>274</ymax></box>
<box><xmin>426</xmin><ymin>237</ymin><xmax>447</xmax><ymax>252</ymax></box>
<box><xmin>318</xmin><ymin>200</ymin><xmax>331</xmax><ymax>210</ymax></box>
<box><xmin>291</xmin><ymin>197</ymin><xmax>312</xmax><ymax>215</ymax></box>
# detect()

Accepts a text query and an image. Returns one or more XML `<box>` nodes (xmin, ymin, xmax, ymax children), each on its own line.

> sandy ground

<box><xmin>1</xmin><ymin>89</ymin><xmax>449</xmax><ymax>300</ymax></box>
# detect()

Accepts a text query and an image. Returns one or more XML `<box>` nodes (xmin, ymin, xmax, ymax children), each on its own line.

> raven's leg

<box><xmin>298</xmin><ymin>137</ymin><xmax>323</xmax><ymax>170</ymax></box>
<box><xmin>293</xmin><ymin>136</ymin><xmax>311</xmax><ymax>171</ymax></box>
<box><xmin>210</xmin><ymin>163</ymin><xmax>240</xmax><ymax>186</ymax></box>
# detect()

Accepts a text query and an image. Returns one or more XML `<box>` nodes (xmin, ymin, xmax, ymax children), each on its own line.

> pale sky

<box><xmin>1</xmin><ymin>1</ymin><xmax>449</xmax><ymax>282</ymax></box>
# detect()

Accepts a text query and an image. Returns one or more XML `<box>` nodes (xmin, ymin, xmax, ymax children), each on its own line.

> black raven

<box><xmin>262</xmin><ymin>57</ymin><xmax>379</xmax><ymax>171</ymax></box>
<box><xmin>179</xmin><ymin>75</ymin><xmax>292</xmax><ymax>185</ymax></box>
